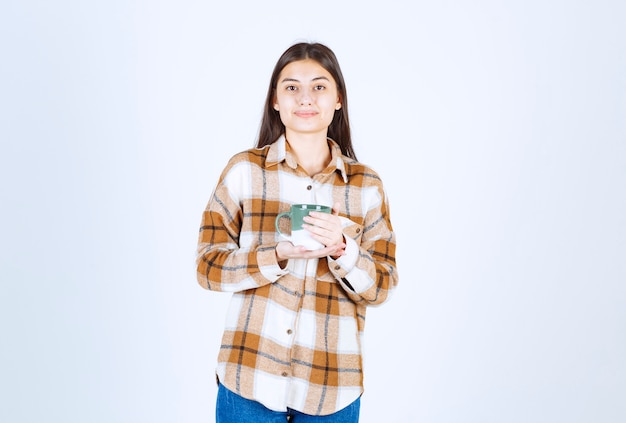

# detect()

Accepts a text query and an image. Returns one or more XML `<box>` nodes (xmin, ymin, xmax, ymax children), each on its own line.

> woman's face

<box><xmin>274</xmin><ymin>59</ymin><xmax>341</xmax><ymax>140</ymax></box>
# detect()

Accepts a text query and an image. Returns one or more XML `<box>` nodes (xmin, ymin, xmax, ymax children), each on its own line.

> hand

<box><xmin>275</xmin><ymin>240</ymin><xmax>346</xmax><ymax>261</ymax></box>
<box><xmin>275</xmin><ymin>202</ymin><xmax>347</xmax><ymax>261</ymax></box>
<box><xmin>302</xmin><ymin>202</ymin><xmax>345</xmax><ymax>249</ymax></box>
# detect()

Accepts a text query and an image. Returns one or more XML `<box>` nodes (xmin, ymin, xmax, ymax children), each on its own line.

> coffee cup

<box><xmin>275</xmin><ymin>204</ymin><xmax>332</xmax><ymax>250</ymax></box>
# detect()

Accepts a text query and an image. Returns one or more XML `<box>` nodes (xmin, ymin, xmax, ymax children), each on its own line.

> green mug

<box><xmin>275</xmin><ymin>204</ymin><xmax>332</xmax><ymax>250</ymax></box>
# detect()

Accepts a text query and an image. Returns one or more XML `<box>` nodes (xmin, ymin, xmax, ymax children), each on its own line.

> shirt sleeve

<box><xmin>328</xmin><ymin>178</ymin><xmax>398</xmax><ymax>306</ymax></box>
<box><xmin>195</xmin><ymin>159</ymin><xmax>288</xmax><ymax>292</ymax></box>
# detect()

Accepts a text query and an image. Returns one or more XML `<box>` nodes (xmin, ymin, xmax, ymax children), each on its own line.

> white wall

<box><xmin>1</xmin><ymin>1</ymin><xmax>624</xmax><ymax>422</ymax></box>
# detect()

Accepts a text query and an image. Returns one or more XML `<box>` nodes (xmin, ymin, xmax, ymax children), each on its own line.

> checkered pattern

<box><xmin>196</xmin><ymin>135</ymin><xmax>398</xmax><ymax>416</ymax></box>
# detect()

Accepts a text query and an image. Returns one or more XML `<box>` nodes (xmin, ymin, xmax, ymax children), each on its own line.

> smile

<box><xmin>294</xmin><ymin>110</ymin><xmax>318</xmax><ymax>118</ymax></box>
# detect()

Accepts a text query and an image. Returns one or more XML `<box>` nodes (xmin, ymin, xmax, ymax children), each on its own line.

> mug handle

<box><xmin>275</xmin><ymin>212</ymin><xmax>292</xmax><ymax>241</ymax></box>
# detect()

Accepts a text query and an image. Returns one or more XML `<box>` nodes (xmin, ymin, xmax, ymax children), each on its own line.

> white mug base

<box><xmin>290</xmin><ymin>229</ymin><xmax>324</xmax><ymax>250</ymax></box>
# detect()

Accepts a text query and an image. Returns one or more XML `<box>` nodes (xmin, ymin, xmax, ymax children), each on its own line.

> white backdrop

<box><xmin>1</xmin><ymin>1</ymin><xmax>625</xmax><ymax>422</ymax></box>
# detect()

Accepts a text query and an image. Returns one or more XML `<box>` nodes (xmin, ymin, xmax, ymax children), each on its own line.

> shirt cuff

<box><xmin>335</xmin><ymin>235</ymin><xmax>358</xmax><ymax>271</ymax></box>
<box><xmin>258</xmin><ymin>244</ymin><xmax>289</xmax><ymax>282</ymax></box>
<box><xmin>328</xmin><ymin>235</ymin><xmax>358</xmax><ymax>282</ymax></box>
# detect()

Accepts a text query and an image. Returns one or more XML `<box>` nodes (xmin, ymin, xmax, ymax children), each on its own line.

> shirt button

<box><xmin>306</xmin><ymin>185</ymin><xmax>312</xmax><ymax>190</ymax></box>
<box><xmin>356</xmin><ymin>228</ymin><xmax>361</xmax><ymax>233</ymax></box>
<box><xmin>287</xmin><ymin>329</ymin><xmax>293</xmax><ymax>335</ymax></box>
<box><xmin>334</xmin><ymin>265</ymin><xmax>340</xmax><ymax>270</ymax></box>
<box><xmin>282</xmin><ymin>371</ymin><xmax>288</xmax><ymax>377</ymax></box>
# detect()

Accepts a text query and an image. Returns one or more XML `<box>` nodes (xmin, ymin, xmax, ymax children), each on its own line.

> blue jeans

<box><xmin>216</xmin><ymin>383</ymin><xmax>360</xmax><ymax>423</ymax></box>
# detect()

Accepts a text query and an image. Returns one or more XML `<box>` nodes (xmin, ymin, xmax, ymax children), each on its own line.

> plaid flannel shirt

<box><xmin>196</xmin><ymin>135</ymin><xmax>398</xmax><ymax>416</ymax></box>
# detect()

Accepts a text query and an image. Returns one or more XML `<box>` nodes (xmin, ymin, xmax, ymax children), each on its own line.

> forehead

<box><xmin>278</xmin><ymin>59</ymin><xmax>335</xmax><ymax>83</ymax></box>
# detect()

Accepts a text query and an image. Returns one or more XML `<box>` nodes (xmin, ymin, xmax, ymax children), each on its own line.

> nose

<box><xmin>298</xmin><ymin>89</ymin><xmax>313</xmax><ymax>106</ymax></box>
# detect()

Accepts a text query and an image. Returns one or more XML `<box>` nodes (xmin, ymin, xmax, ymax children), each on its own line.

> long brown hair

<box><xmin>255</xmin><ymin>42</ymin><xmax>357</xmax><ymax>160</ymax></box>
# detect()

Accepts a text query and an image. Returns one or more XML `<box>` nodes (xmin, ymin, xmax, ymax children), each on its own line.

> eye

<box><xmin>286</xmin><ymin>85</ymin><xmax>297</xmax><ymax>91</ymax></box>
<box><xmin>314</xmin><ymin>85</ymin><xmax>326</xmax><ymax>91</ymax></box>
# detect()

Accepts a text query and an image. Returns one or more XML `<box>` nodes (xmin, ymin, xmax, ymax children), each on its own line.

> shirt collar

<box><xmin>264</xmin><ymin>134</ymin><xmax>349</xmax><ymax>183</ymax></box>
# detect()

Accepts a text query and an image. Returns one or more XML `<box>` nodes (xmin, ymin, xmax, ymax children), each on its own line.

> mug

<box><xmin>275</xmin><ymin>204</ymin><xmax>332</xmax><ymax>250</ymax></box>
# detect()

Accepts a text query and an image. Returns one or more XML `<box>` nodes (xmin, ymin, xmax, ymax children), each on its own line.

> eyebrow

<box><xmin>279</xmin><ymin>76</ymin><xmax>331</xmax><ymax>84</ymax></box>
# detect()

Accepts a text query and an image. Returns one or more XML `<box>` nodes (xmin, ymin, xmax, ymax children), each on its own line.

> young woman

<box><xmin>196</xmin><ymin>42</ymin><xmax>398</xmax><ymax>422</ymax></box>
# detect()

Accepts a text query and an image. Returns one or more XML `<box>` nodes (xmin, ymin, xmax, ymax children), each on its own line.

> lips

<box><xmin>294</xmin><ymin>110</ymin><xmax>318</xmax><ymax>118</ymax></box>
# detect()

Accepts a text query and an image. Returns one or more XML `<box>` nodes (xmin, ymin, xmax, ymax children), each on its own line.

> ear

<box><xmin>274</xmin><ymin>104</ymin><xmax>279</xmax><ymax>111</ymax></box>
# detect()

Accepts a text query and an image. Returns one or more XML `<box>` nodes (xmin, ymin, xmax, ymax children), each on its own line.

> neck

<box><xmin>285</xmin><ymin>132</ymin><xmax>331</xmax><ymax>176</ymax></box>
